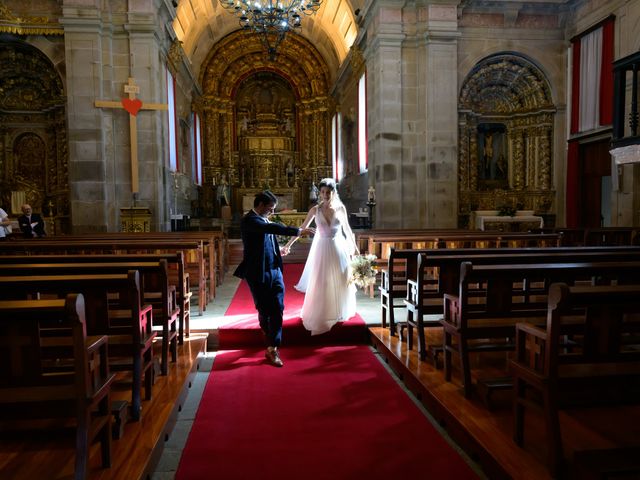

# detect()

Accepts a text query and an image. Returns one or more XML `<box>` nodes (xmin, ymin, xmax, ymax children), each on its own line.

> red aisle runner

<box><xmin>176</xmin><ymin>345</ymin><xmax>479</xmax><ymax>480</ymax></box>
<box><xmin>219</xmin><ymin>263</ymin><xmax>367</xmax><ymax>347</ymax></box>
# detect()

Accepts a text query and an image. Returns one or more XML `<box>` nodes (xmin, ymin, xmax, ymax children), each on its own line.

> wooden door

<box><xmin>579</xmin><ymin>139</ymin><xmax>611</xmax><ymax>228</ymax></box>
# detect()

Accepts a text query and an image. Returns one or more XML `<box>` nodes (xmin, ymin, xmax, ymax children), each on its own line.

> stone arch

<box><xmin>457</xmin><ymin>53</ymin><xmax>556</xmax><ymax>228</ymax></box>
<box><xmin>196</xmin><ymin>30</ymin><xmax>333</xmax><ymax>215</ymax></box>
<box><xmin>0</xmin><ymin>38</ymin><xmax>68</xmax><ymax>226</ymax></box>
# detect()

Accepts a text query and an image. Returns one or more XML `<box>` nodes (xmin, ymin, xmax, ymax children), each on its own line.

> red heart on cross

<box><xmin>122</xmin><ymin>98</ymin><xmax>143</xmax><ymax>116</ymax></box>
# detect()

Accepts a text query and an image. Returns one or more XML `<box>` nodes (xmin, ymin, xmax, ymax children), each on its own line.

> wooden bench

<box><xmin>370</xmin><ymin>231</ymin><xmax>561</xmax><ymax>299</ymax></box>
<box><xmin>0</xmin><ymin>260</ymin><xmax>180</xmax><ymax>375</ymax></box>
<box><xmin>511</xmin><ymin>283</ymin><xmax>640</xmax><ymax>475</ymax></box>
<box><xmin>367</xmin><ymin>232</ymin><xmax>562</xmax><ymax>260</ymax></box>
<box><xmin>41</xmin><ymin>231</ymin><xmax>223</xmax><ymax>295</ymax></box>
<box><xmin>0</xmin><ymin>252</ymin><xmax>191</xmax><ymax>343</ymax></box>
<box><xmin>0</xmin><ymin>239</ymin><xmax>207</xmax><ymax>315</ymax></box>
<box><xmin>441</xmin><ymin>260</ymin><xmax>640</xmax><ymax>398</ymax></box>
<box><xmin>0</xmin><ymin>271</ymin><xmax>156</xmax><ymax>421</ymax></box>
<box><xmin>0</xmin><ymin>294</ymin><xmax>115</xmax><ymax>480</ymax></box>
<box><xmin>382</xmin><ymin>246</ymin><xmax>640</xmax><ymax>338</ymax></box>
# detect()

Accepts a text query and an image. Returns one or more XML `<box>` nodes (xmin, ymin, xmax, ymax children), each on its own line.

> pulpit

<box><xmin>120</xmin><ymin>207</ymin><xmax>152</xmax><ymax>232</ymax></box>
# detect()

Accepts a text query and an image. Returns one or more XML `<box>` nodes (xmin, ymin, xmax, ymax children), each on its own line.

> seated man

<box><xmin>18</xmin><ymin>204</ymin><xmax>46</xmax><ymax>238</ymax></box>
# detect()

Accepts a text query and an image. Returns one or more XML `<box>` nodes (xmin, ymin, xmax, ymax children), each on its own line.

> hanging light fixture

<box><xmin>222</xmin><ymin>0</ymin><xmax>322</xmax><ymax>59</ymax></box>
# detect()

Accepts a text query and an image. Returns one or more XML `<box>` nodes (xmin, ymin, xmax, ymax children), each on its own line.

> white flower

<box><xmin>349</xmin><ymin>254</ymin><xmax>378</xmax><ymax>289</ymax></box>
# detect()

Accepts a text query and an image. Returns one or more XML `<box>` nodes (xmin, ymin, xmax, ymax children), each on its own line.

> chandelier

<box><xmin>222</xmin><ymin>0</ymin><xmax>322</xmax><ymax>59</ymax></box>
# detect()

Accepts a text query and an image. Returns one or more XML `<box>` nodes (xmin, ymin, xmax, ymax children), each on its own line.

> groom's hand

<box><xmin>299</xmin><ymin>227</ymin><xmax>315</xmax><ymax>237</ymax></box>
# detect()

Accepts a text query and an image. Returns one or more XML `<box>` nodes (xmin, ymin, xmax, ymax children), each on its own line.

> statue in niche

<box><xmin>285</xmin><ymin>158</ymin><xmax>295</xmax><ymax>187</ymax></box>
<box><xmin>478</xmin><ymin>124</ymin><xmax>508</xmax><ymax>190</ymax></box>
<box><xmin>309</xmin><ymin>182</ymin><xmax>319</xmax><ymax>206</ymax></box>
<box><xmin>217</xmin><ymin>174</ymin><xmax>230</xmax><ymax>207</ymax></box>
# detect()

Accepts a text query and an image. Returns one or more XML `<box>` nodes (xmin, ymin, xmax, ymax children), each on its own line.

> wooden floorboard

<box><xmin>368</xmin><ymin>326</ymin><xmax>640</xmax><ymax>480</ymax></box>
<box><xmin>0</xmin><ymin>333</ymin><xmax>208</xmax><ymax>480</ymax></box>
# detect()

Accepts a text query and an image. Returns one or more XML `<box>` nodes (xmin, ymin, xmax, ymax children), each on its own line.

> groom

<box><xmin>234</xmin><ymin>191</ymin><xmax>314</xmax><ymax>367</ymax></box>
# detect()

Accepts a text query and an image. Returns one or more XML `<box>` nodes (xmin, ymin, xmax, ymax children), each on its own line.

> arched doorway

<box><xmin>0</xmin><ymin>38</ymin><xmax>68</xmax><ymax>233</ymax></box>
<box><xmin>458</xmin><ymin>53</ymin><xmax>556</xmax><ymax>229</ymax></box>
<box><xmin>196</xmin><ymin>31</ymin><xmax>334</xmax><ymax>218</ymax></box>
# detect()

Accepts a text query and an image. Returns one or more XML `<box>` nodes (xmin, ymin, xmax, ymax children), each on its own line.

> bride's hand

<box><xmin>280</xmin><ymin>245</ymin><xmax>291</xmax><ymax>256</ymax></box>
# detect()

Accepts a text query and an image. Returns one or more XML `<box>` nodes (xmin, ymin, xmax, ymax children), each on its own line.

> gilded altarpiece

<box><xmin>0</xmin><ymin>40</ymin><xmax>69</xmax><ymax>234</ymax></box>
<box><xmin>196</xmin><ymin>31</ymin><xmax>333</xmax><ymax>217</ymax></box>
<box><xmin>458</xmin><ymin>54</ymin><xmax>556</xmax><ymax>229</ymax></box>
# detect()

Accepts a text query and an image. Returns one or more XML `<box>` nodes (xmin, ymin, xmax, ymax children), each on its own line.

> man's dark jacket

<box><xmin>17</xmin><ymin>213</ymin><xmax>46</xmax><ymax>238</ymax></box>
<box><xmin>233</xmin><ymin>210</ymin><xmax>300</xmax><ymax>282</ymax></box>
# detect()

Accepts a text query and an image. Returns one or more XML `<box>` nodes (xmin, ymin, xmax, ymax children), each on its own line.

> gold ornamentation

<box><xmin>458</xmin><ymin>54</ymin><xmax>556</xmax><ymax>223</ymax></box>
<box><xmin>350</xmin><ymin>46</ymin><xmax>365</xmax><ymax>78</ymax></box>
<box><xmin>0</xmin><ymin>41</ymin><xmax>68</xmax><ymax>229</ymax></box>
<box><xmin>167</xmin><ymin>39</ymin><xmax>184</xmax><ymax>73</ymax></box>
<box><xmin>199</xmin><ymin>30</ymin><xmax>331</xmax><ymax>214</ymax></box>
<box><xmin>0</xmin><ymin>2</ymin><xmax>63</xmax><ymax>36</ymax></box>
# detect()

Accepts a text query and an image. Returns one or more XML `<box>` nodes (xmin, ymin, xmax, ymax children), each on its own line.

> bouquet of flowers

<box><xmin>349</xmin><ymin>254</ymin><xmax>378</xmax><ymax>289</ymax></box>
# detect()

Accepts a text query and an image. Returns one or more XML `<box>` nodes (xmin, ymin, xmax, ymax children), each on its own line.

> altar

<box><xmin>474</xmin><ymin>210</ymin><xmax>544</xmax><ymax>231</ymax></box>
<box><xmin>240</xmin><ymin>190</ymin><xmax>297</xmax><ymax>213</ymax></box>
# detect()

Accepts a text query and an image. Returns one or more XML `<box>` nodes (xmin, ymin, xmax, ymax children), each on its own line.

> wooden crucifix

<box><xmin>95</xmin><ymin>77</ymin><xmax>168</xmax><ymax>194</ymax></box>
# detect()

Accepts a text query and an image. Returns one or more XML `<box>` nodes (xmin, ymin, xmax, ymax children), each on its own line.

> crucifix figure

<box><xmin>95</xmin><ymin>77</ymin><xmax>168</xmax><ymax>193</ymax></box>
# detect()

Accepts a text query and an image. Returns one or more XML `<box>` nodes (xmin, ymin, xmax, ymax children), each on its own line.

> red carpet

<box><xmin>176</xmin><ymin>345</ymin><xmax>479</xmax><ymax>479</ymax></box>
<box><xmin>219</xmin><ymin>263</ymin><xmax>368</xmax><ymax>348</ymax></box>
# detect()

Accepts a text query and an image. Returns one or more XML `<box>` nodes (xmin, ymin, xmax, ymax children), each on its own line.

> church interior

<box><xmin>1</xmin><ymin>0</ymin><xmax>640</xmax><ymax>478</ymax></box>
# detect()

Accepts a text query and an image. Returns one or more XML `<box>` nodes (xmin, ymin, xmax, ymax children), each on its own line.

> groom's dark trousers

<box><xmin>234</xmin><ymin>210</ymin><xmax>299</xmax><ymax>347</ymax></box>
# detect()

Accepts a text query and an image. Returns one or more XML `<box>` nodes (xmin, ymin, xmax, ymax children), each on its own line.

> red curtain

<box><xmin>566</xmin><ymin>140</ymin><xmax>580</xmax><ymax>227</ymax></box>
<box><xmin>599</xmin><ymin>17</ymin><xmax>615</xmax><ymax>126</ymax></box>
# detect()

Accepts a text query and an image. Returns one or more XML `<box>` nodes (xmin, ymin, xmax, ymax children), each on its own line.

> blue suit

<box><xmin>234</xmin><ymin>210</ymin><xmax>300</xmax><ymax>347</ymax></box>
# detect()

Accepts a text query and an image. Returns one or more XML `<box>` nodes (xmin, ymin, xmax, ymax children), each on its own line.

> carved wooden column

<box><xmin>513</xmin><ymin>128</ymin><xmax>524</xmax><ymax>190</ymax></box>
<box><xmin>540</xmin><ymin>125</ymin><xmax>552</xmax><ymax>190</ymax></box>
<box><xmin>469</xmin><ymin>122</ymin><xmax>479</xmax><ymax>192</ymax></box>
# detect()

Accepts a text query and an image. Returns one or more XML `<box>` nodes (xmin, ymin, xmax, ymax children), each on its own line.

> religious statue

<box><xmin>483</xmin><ymin>132</ymin><xmax>494</xmax><ymax>178</ymax></box>
<box><xmin>217</xmin><ymin>174</ymin><xmax>230</xmax><ymax>207</ymax></box>
<box><xmin>309</xmin><ymin>182</ymin><xmax>319</xmax><ymax>205</ymax></box>
<box><xmin>285</xmin><ymin>159</ymin><xmax>294</xmax><ymax>187</ymax></box>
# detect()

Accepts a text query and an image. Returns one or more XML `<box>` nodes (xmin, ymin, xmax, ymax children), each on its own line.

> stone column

<box><xmin>363</xmin><ymin>1</ymin><xmax>405</xmax><ymax>228</ymax></box>
<box><xmin>421</xmin><ymin>4</ymin><xmax>460</xmax><ymax>227</ymax></box>
<box><xmin>60</xmin><ymin>3</ymin><xmax>108</xmax><ymax>232</ymax></box>
<box><xmin>61</xmin><ymin>0</ymin><xmax>174</xmax><ymax>232</ymax></box>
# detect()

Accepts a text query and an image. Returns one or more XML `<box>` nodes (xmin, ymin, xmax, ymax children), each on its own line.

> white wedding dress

<box><xmin>295</xmin><ymin>206</ymin><xmax>357</xmax><ymax>335</ymax></box>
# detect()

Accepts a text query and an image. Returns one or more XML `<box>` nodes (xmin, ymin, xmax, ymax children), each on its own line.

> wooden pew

<box><xmin>0</xmin><ymin>271</ymin><xmax>155</xmax><ymax>421</ymax></box>
<box><xmin>36</xmin><ymin>231</ymin><xmax>223</xmax><ymax>295</ymax></box>
<box><xmin>0</xmin><ymin>239</ymin><xmax>207</xmax><ymax>315</ymax></box>
<box><xmin>384</xmin><ymin>246</ymin><xmax>640</xmax><ymax>339</ymax></box>
<box><xmin>0</xmin><ymin>294</ymin><xmax>115</xmax><ymax>480</ymax></box>
<box><xmin>511</xmin><ymin>283</ymin><xmax>640</xmax><ymax>476</ymax></box>
<box><xmin>441</xmin><ymin>260</ymin><xmax>640</xmax><ymax>398</ymax></box>
<box><xmin>583</xmin><ymin>227</ymin><xmax>637</xmax><ymax>246</ymax></box>
<box><xmin>0</xmin><ymin>260</ymin><xmax>179</xmax><ymax>376</ymax></box>
<box><xmin>403</xmin><ymin>247</ymin><xmax>640</xmax><ymax>354</ymax></box>
<box><xmin>370</xmin><ymin>231</ymin><xmax>561</xmax><ymax>299</ymax></box>
<box><xmin>0</xmin><ymin>253</ymin><xmax>191</xmax><ymax>343</ymax></box>
<box><xmin>367</xmin><ymin>232</ymin><xmax>562</xmax><ymax>260</ymax></box>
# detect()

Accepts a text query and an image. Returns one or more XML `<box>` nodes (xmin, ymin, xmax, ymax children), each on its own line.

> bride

<box><xmin>282</xmin><ymin>178</ymin><xmax>359</xmax><ymax>335</ymax></box>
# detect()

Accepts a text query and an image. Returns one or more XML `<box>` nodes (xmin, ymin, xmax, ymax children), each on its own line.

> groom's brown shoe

<box><xmin>265</xmin><ymin>347</ymin><xmax>284</xmax><ymax>367</ymax></box>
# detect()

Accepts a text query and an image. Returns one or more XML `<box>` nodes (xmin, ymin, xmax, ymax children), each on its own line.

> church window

<box><xmin>358</xmin><ymin>72</ymin><xmax>368</xmax><ymax>173</ymax></box>
<box><xmin>192</xmin><ymin>112</ymin><xmax>203</xmax><ymax>185</ymax></box>
<box><xmin>332</xmin><ymin>111</ymin><xmax>343</xmax><ymax>180</ymax></box>
<box><xmin>167</xmin><ymin>67</ymin><xmax>179</xmax><ymax>171</ymax></box>
<box><xmin>570</xmin><ymin>17</ymin><xmax>615</xmax><ymax>134</ymax></box>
